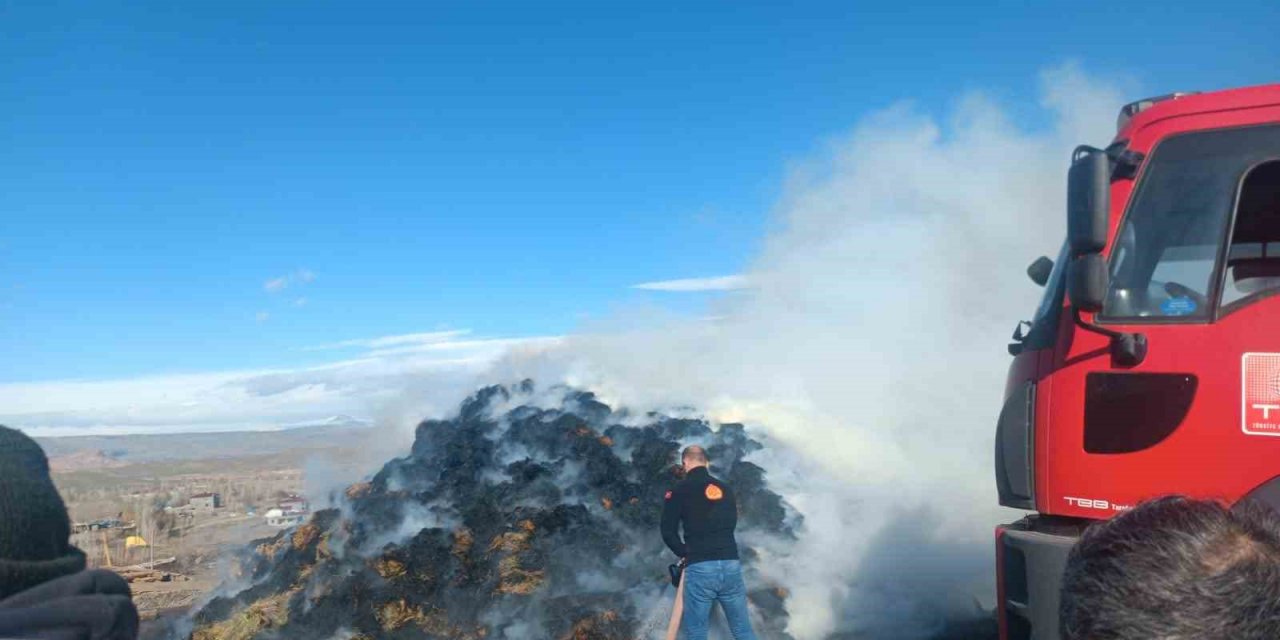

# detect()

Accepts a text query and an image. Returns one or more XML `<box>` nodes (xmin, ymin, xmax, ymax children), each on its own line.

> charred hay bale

<box><xmin>372</xmin><ymin>557</ymin><xmax>407</xmax><ymax>580</ymax></box>
<box><xmin>371</xmin><ymin>455</ymin><xmax>438</xmax><ymax>494</ymax></box>
<box><xmin>558</xmin><ymin>610</ymin><xmax>629</xmax><ymax>640</ymax></box>
<box><xmin>484</xmin><ymin>519</ymin><xmax>544</xmax><ymax>596</ymax></box>
<box><xmin>316</xmin><ymin>533</ymin><xmax>334</xmax><ymax>560</ymax></box>
<box><xmin>494</xmin><ymin>555</ymin><xmax>546</xmax><ymax>595</ymax></box>
<box><xmin>487</xmin><ymin>528</ymin><xmax>532</xmax><ymax>554</ymax></box>
<box><xmin>747</xmin><ymin>585</ymin><xmax>791</xmax><ymax>625</ymax></box>
<box><xmin>542</xmin><ymin>594</ymin><xmax>636</xmax><ymax>640</ymax></box>
<box><xmin>655</xmin><ymin>417</ymin><xmax>714</xmax><ymax>441</ymax></box>
<box><xmin>505</xmin><ymin>458</ymin><xmax>549</xmax><ymax>483</ymax></box>
<box><xmin>199</xmin><ymin>514</ymin><xmax>344</xmax><ymax>630</ymax></box>
<box><xmin>522</xmin><ymin>504</ymin><xmax>592</xmax><ymax>536</ymax></box>
<box><xmin>292</xmin><ymin>522</ymin><xmax>321</xmax><ymax>551</ymax></box>
<box><xmin>577</xmin><ymin>448</ymin><xmax>628</xmax><ymax>492</ymax></box>
<box><xmin>561</xmin><ymin>389</ymin><xmax>612</xmax><ymax>425</ymax></box>
<box><xmin>348</xmin><ymin>491</ymin><xmax>417</xmax><ymax>539</ymax></box>
<box><xmin>345</xmin><ymin>481</ymin><xmax>373</xmax><ymax>500</ymax></box>
<box><xmin>621</xmin><ymin>427</ymin><xmax>680</xmax><ymax>479</ymax></box>
<box><xmin>452</xmin><ymin>527</ymin><xmax>474</xmax><ymax>558</ymax></box>
<box><xmin>439</xmin><ymin>431</ymin><xmax>498</xmax><ymax>496</ymax></box>
<box><xmin>727</xmin><ymin>460</ymin><xmax>790</xmax><ymax>535</ymax></box>
<box><xmin>390</xmin><ymin>528</ymin><xmax>457</xmax><ymax>589</ymax></box>
<box><xmin>281</xmin><ymin>567</ymin><xmax>386</xmax><ymax>638</ymax></box>
<box><xmin>191</xmin><ymin>587</ymin><xmax>300</xmax><ymax>640</ymax></box>
<box><xmin>458</xmin><ymin>384</ymin><xmax>512</xmax><ymax>422</ymax></box>
<box><xmin>458</xmin><ymin>493</ymin><xmax>506</xmax><ymax>541</ymax></box>
<box><xmin>375</xmin><ymin>599</ymin><xmax>427</xmax><ymax>632</ymax></box>
<box><xmin>254</xmin><ymin>535</ymin><xmax>289</xmax><ymax>563</ymax></box>
<box><xmin>374</xmin><ymin>599</ymin><xmax>488</xmax><ymax>639</ymax></box>
<box><xmin>706</xmin><ymin>422</ymin><xmax>762</xmax><ymax>463</ymax></box>
<box><xmin>490</xmin><ymin>472</ymin><xmax>563</xmax><ymax>507</ymax></box>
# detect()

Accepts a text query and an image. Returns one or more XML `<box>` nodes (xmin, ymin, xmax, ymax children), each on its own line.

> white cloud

<box><xmin>262</xmin><ymin>268</ymin><xmax>317</xmax><ymax>294</ymax></box>
<box><xmin>365</xmin><ymin>337</ymin><xmax>561</xmax><ymax>359</ymax></box>
<box><xmin>293</xmin><ymin>297</ymin><xmax>308</xmax><ymax>307</ymax></box>
<box><xmin>630</xmin><ymin>274</ymin><xmax>750</xmax><ymax>292</ymax></box>
<box><xmin>255</xmin><ymin>311</ymin><xmax>271</xmax><ymax>323</ymax></box>
<box><xmin>263</xmin><ymin>277</ymin><xmax>289</xmax><ymax>293</ymax></box>
<box><xmin>0</xmin><ymin>331</ymin><xmax>558</xmax><ymax>437</ymax></box>
<box><xmin>302</xmin><ymin>330</ymin><xmax>472</xmax><ymax>351</ymax></box>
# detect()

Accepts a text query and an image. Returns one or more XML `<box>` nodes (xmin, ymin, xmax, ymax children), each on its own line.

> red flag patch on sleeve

<box><xmin>664</xmin><ymin>490</ymin><xmax>673</xmax><ymax>500</ymax></box>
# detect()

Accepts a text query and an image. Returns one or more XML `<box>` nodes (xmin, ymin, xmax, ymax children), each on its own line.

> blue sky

<box><xmin>2</xmin><ymin>1</ymin><xmax>1278</xmax><ymax>387</ymax></box>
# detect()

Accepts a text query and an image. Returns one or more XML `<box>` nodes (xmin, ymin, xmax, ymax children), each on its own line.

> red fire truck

<box><xmin>995</xmin><ymin>84</ymin><xmax>1280</xmax><ymax>639</ymax></box>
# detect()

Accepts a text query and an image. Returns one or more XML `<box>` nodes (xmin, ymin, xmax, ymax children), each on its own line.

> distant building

<box><xmin>189</xmin><ymin>493</ymin><xmax>221</xmax><ymax>510</ymax></box>
<box><xmin>278</xmin><ymin>495</ymin><xmax>308</xmax><ymax>515</ymax></box>
<box><xmin>264</xmin><ymin>508</ymin><xmax>305</xmax><ymax>528</ymax></box>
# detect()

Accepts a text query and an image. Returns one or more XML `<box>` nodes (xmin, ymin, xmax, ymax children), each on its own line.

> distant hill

<box><xmin>48</xmin><ymin>449</ymin><xmax>128</xmax><ymax>472</ymax></box>
<box><xmin>36</xmin><ymin>418</ymin><xmax>372</xmax><ymax>465</ymax></box>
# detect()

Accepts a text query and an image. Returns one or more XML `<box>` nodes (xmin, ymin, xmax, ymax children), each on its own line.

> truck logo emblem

<box><xmin>1242</xmin><ymin>353</ymin><xmax>1280</xmax><ymax>436</ymax></box>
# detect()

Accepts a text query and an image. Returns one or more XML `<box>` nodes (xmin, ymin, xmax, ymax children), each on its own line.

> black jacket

<box><xmin>660</xmin><ymin>466</ymin><xmax>739</xmax><ymax>565</ymax></box>
<box><xmin>0</xmin><ymin>569</ymin><xmax>139</xmax><ymax>639</ymax></box>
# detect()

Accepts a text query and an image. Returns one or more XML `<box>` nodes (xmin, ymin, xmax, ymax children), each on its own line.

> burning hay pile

<box><xmin>183</xmin><ymin>383</ymin><xmax>794</xmax><ymax>639</ymax></box>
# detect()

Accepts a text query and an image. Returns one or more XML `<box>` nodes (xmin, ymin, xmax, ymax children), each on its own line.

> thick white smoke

<box><xmin>493</xmin><ymin>64</ymin><xmax>1130</xmax><ymax>638</ymax></box>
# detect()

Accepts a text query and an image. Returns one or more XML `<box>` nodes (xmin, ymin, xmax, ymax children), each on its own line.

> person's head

<box><xmin>1060</xmin><ymin>495</ymin><xmax>1280</xmax><ymax>640</ymax></box>
<box><xmin>681</xmin><ymin>445</ymin><xmax>708</xmax><ymax>473</ymax></box>
<box><xmin>0</xmin><ymin>425</ymin><xmax>85</xmax><ymax>599</ymax></box>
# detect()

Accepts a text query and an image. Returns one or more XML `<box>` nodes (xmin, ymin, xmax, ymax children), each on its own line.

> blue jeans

<box><xmin>681</xmin><ymin>559</ymin><xmax>757</xmax><ymax>640</ymax></box>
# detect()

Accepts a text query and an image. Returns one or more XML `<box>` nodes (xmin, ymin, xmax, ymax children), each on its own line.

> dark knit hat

<box><xmin>0</xmin><ymin>425</ymin><xmax>86</xmax><ymax>599</ymax></box>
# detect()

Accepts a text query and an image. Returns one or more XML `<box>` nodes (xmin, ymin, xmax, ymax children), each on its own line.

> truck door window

<box><xmin>1220</xmin><ymin>160</ymin><xmax>1280</xmax><ymax>312</ymax></box>
<box><xmin>1101</xmin><ymin>125</ymin><xmax>1280</xmax><ymax>322</ymax></box>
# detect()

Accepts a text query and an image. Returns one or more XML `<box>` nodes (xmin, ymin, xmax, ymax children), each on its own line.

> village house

<box><xmin>278</xmin><ymin>495</ymin><xmax>308</xmax><ymax>514</ymax></box>
<box><xmin>189</xmin><ymin>492</ymin><xmax>221</xmax><ymax>510</ymax></box>
<box><xmin>264</xmin><ymin>508</ymin><xmax>305</xmax><ymax>528</ymax></box>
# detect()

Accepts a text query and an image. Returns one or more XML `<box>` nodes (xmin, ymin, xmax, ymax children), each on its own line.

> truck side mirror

<box><xmin>1068</xmin><ymin>253</ymin><xmax>1108</xmax><ymax>312</ymax></box>
<box><xmin>1068</xmin><ymin>147</ymin><xmax>1110</xmax><ymax>256</ymax></box>
<box><xmin>1027</xmin><ymin>256</ymin><xmax>1054</xmax><ymax>287</ymax></box>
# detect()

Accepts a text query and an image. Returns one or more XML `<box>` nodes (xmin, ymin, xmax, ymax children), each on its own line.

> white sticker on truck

<box><xmin>1064</xmin><ymin>496</ymin><xmax>1132</xmax><ymax>512</ymax></box>
<box><xmin>1242</xmin><ymin>353</ymin><xmax>1280</xmax><ymax>436</ymax></box>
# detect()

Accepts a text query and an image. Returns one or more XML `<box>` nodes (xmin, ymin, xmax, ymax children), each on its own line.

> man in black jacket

<box><xmin>660</xmin><ymin>445</ymin><xmax>757</xmax><ymax>640</ymax></box>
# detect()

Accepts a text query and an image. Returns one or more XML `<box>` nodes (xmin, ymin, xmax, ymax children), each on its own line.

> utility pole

<box><xmin>100</xmin><ymin>530</ymin><xmax>112</xmax><ymax>568</ymax></box>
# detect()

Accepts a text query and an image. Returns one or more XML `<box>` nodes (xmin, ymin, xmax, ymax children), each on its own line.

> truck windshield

<box><xmin>1102</xmin><ymin>124</ymin><xmax>1280</xmax><ymax>321</ymax></box>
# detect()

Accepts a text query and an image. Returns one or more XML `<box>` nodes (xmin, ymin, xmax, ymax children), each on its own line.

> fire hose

<box><xmin>665</xmin><ymin>560</ymin><xmax>686</xmax><ymax>640</ymax></box>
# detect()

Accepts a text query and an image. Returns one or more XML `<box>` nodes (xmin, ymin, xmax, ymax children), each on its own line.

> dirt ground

<box><xmin>76</xmin><ymin>510</ymin><xmax>284</xmax><ymax>622</ymax></box>
<box><xmin>39</xmin><ymin>425</ymin><xmax>375</xmax><ymax>633</ymax></box>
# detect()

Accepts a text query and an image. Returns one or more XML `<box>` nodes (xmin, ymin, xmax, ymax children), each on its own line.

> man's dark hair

<box><xmin>1060</xmin><ymin>495</ymin><xmax>1280</xmax><ymax>640</ymax></box>
<box><xmin>681</xmin><ymin>445</ymin><xmax>708</xmax><ymax>465</ymax></box>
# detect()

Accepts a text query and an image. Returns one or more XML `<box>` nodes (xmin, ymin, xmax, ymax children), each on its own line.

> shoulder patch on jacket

<box><xmin>705</xmin><ymin>484</ymin><xmax>724</xmax><ymax>501</ymax></box>
<box><xmin>664</xmin><ymin>490</ymin><xmax>673</xmax><ymax>500</ymax></box>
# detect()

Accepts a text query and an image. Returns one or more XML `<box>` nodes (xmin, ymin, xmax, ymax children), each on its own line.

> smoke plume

<box><xmin>493</xmin><ymin>64</ymin><xmax>1129</xmax><ymax>637</ymax></box>
<box><xmin>183</xmin><ymin>65</ymin><xmax>1131</xmax><ymax>640</ymax></box>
